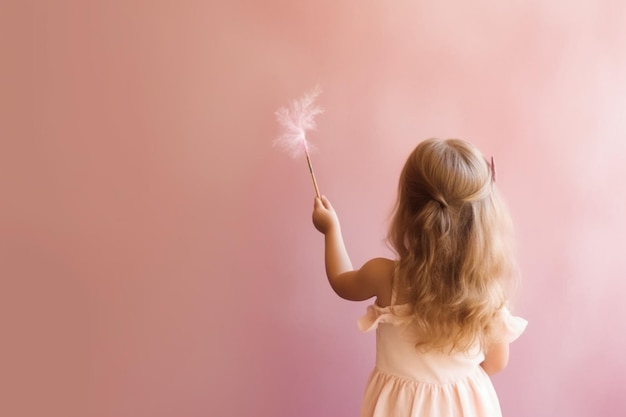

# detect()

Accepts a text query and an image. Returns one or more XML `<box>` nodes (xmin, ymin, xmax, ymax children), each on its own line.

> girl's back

<box><xmin>358</xmin><ymin>266</ymin><xmax>525</xmax><ymax>416</ymax></box>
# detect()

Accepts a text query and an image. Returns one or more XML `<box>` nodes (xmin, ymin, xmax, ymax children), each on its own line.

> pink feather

<box><xmin>274</xmin><ymin>86</ymin><xmax>323</xmax><ymax>158</ymax></box>
<box><xmin>274</xmin><ymin>87</ymin><xmax>324</xmax><ymax>197</ymax></box>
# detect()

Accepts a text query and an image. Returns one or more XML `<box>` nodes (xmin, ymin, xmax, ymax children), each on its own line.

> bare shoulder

<box><xmin>360</xmin><ymin>257</ymin><xmax>395</xmax><ymax>276</ymax></box>
<box><xmin>360</xmin><ymin>258</ymin><xmax>396</xmax><ymax>305</ymax></box>
<box><xmin>329</xmin><ymin>257</ymin><xmax>396</xmax><ymax>302</ymax></box>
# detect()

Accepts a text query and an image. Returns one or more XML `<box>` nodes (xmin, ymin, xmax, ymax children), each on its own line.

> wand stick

<box><xmin>304</xmin><ymin>146</ymin><xmax>321</xmax><ymax>198</ymax></box>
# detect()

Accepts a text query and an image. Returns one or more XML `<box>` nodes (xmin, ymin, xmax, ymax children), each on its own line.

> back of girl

<box><xmin>312</xmin><ymin>138</ymin><xmax>527</xmax><ymax>417</ymax></box>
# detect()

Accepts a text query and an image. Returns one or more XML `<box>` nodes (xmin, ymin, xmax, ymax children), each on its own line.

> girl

<box><xmin>312</xmin><ymin>138</ymin><xmax>527</xmax><ymax>417</ymax></box>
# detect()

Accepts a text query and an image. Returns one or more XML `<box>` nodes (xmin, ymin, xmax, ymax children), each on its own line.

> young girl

<box><xmin>312</xmin><ymin>138</ymin><xmax>527</xmax><ymax>417</ymax></box>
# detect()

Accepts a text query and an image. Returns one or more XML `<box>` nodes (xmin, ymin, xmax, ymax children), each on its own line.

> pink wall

<box><xmin>3</xmin><ymin>1</ymin><xmax>626</xmax><ymax>416</ymax></box>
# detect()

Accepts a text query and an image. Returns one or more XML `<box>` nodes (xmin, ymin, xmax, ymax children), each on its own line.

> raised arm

<box><xmin>312</xmin><ymin>196</ymin><xmax>388</xmax><ymax>301</ymax></box>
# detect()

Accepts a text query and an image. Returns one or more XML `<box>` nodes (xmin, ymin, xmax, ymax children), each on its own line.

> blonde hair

<box><xmin>388</xmin><ymin>138</ymin><xmax>517</xmax><ymax>352</ymax></box>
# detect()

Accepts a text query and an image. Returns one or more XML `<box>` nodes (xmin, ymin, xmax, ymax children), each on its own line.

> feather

<box><xmin>274</xmin><ymin>86</ymin><xmax>324</xmax><ymax>197</ymax></box>
<box><xmin>274</xmin><ymin>86</ymin><xmax>323</xmax><ymax>158</ymax></box>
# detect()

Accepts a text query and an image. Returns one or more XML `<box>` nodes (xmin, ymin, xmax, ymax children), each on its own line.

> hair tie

<box><xmin>434</xmin><ymin>196</ymin><xmax>448</xmax><ymax>209</ymax></box>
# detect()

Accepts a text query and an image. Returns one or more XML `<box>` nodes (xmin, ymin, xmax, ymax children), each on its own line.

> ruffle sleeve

<box><xmin>357</xmin><ymin>304</ymin><xmax>411</xmax><ymax>333</ymax></box>
<box><xmin>493</xmin><ymin>307</ymin><xmax>528</xmax><ymax>343</ymax></box>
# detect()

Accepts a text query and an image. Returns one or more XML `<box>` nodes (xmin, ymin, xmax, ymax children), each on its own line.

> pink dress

<box><xmin>358</xmin><ymin>296</ymin><xmax>527</xmax><ymax>417</ymax></box>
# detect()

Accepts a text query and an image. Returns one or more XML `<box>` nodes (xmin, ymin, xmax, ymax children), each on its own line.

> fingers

<box><xmin>312</xmin><ymin>195</ymin><xmax>338</xmax><ymax>234</ymax></box>
<box><xmin>314</xmin><ymin>195</ymin><xmax>332</xmax><ymax>210</ymax></box>
<box><xmin>322</xmin><ymin>196</ymin><xmax>333</xmax><ymax>210</ymax></box>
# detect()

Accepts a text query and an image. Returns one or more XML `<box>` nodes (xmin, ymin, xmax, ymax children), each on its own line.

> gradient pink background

<box><xmin>2</xmin><ymin>1</ymin><xmax>626</xmax><ymax>416</ymax></box>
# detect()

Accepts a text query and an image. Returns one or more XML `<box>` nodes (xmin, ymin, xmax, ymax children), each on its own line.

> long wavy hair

<box><xmin>387</xmin><ymin>138</ymin><xmax>517</xmax><ymax>352</ymax></box>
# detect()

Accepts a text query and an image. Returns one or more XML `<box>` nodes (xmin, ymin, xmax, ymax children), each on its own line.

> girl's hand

<box><xmin>312</xmin><ymin>196</ymin><xmax>340</xmax><ymax>235</ymax></box>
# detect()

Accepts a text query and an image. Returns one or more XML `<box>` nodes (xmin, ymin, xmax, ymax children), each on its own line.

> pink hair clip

<box><xmin>490</xmin><ymin>156</ymin><xmax>497</xmax><ymax>183</ymax></box>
